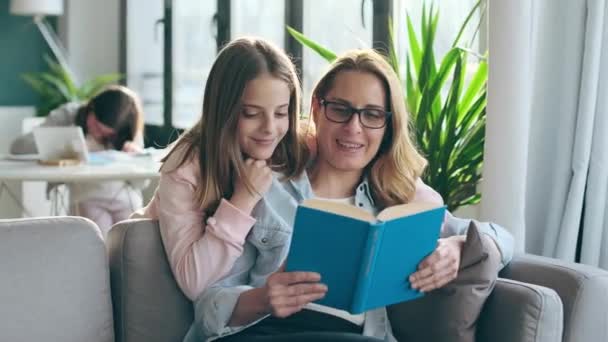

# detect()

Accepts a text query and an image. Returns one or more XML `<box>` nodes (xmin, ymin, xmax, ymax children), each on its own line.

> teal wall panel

<box><xmin>0</xmin><ymin>0</ymin><xmax>54</xmax><ymax>106</ymax></box>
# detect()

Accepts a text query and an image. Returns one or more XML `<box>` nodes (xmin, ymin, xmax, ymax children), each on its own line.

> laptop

<box><xmin>32</xmin><ymin>126</ymin><xmax>89</xmax><ymax>162</ymax></box>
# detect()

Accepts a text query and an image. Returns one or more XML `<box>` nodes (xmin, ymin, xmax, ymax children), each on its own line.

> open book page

<box><xmin>288</xmin><ymin>203</ymin><xmax>372</xmax><ymax>312</ymax></box>
<box><xmin>301</xmin><ymin>198</ymin><xmax>375</xmax><ymax>222</ymax></box>
<box><xmin>376</xmin><ymin>201</ymin><xmax>444</xmax><ymax>221</ymax></box>
<box><xmin>362</xmin><ymin>206</ymin><xmax>445</xmax><ymax>311</ymax></box>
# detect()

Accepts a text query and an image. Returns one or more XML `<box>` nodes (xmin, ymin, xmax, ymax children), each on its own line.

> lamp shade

<box><xmin>10</xmin><ymin>0</ymin><xmax>63</xmax><ymax>16</ymax></box>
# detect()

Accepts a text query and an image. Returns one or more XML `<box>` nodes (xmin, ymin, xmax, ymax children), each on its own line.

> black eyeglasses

<box><xmin>320</xmin><ymin>98</ymin><xmax>392</xmax><ymax>129</ymax></box>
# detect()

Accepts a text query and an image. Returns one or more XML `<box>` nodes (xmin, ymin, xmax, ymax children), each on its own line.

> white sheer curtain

<box><xmin>482</xmin><ymin>0</ymin><xmax>608</xmax><ymax>268</ymax></box>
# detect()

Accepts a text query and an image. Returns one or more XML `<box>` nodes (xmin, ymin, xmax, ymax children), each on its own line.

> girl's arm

<box><xmin>121</xmin><ymin>131</ymin><xmax>145</xmax><ymax>153</ymax></box>
<box><xmin>156</xmin><ymin>159</ymin><xmax>256</xmax><ymax>300</ymax></box>
<box><xmin>10</xmin><ymin>102</ymin><xmax>81</xmax><ymax>154</ymax></box>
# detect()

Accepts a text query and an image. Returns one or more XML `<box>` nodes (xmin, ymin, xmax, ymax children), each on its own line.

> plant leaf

<box><xmin>79</xmin><ymin>74</ymin><xmax>123</xmax><ymax>98</ymax></box>
<box><xmin>286</xmin><ymin>26</ymin><xmax>336</xmax><ymax>62</ymax></box>
<box><xmin>38</xmin><ymin>72</ymin><xmax>76</xmax><ymax>101</ymax></box>
<box><xmin>406</xmin><ymin>13</ymin><xmax>422</xmax><ymax>75</ymax></box>
<box><xmin>458</xmin><ymin>58</ymin><xmax>487</xmax><ymax>114</ymax></box>
<box><xmin>44</xmin><ymin>55</ymin><xmax>78</xmax><ymax>94</ymax></box>
<box><xmin>387</xmin><ymin>17</ymin><xmax>401</xmax><ymax>77</ymax></box>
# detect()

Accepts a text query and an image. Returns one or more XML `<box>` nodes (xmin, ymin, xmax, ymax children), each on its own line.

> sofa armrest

<box><xmin>499</xmin><ymin>254</ymin><xmax>608</xmax><ymax>342</ymax></box>
<box><xmin>477</xmin><ymin>278</ymin><xmax>563</xmax><ymax>342</ymax></box>
<box><xmin>0</xmin><ymin>217</ymin><xmax>114</xmax><ymax>342</ymax></box>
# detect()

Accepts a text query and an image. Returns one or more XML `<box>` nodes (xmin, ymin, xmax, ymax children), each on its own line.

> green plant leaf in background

<box><xmin>21</xmin><ymin>55</ymin><xmax>123</xmax><ymax>117</ymax></box>
<box><xmin>286</xmin><ymin>26</ymin><xmax>337</xmax><ymax>63</ymax></box>
<box><xmin>287</xmin><ymin>0</ymin><xmax>487</xmax><ymax>212</ymax></box>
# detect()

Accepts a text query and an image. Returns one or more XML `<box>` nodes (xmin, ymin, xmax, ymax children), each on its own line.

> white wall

<box><xmin>62</xmin><ymin>0</ymin><xmax>121</xmax><ymax>83</ymax></box>
<box><xmin>0</xmin><ymin>107</ymin><xmax>34</xmax><ymax>155</ymax></box>
<box><xmin>480</xmin><ymin>0</ymin><xmax>532</xmax><ymax>251</ymax></box>
<box><xmin>0</xmin><ymin>107</ymin><xmax>35</xmax><ymax>218</ymax></box>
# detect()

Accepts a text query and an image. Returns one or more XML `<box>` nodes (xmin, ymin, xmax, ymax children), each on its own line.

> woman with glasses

<box><xmin>187</xmin><ymin>50</ymin><xmax>513</xmax><ymax>342</ymax></box>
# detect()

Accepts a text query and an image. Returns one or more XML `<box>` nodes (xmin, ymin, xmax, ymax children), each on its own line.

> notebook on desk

<box><xmin>32</xmin><ymin>127</ymin><xmax>89</xmax><ymax>163</ymax></box>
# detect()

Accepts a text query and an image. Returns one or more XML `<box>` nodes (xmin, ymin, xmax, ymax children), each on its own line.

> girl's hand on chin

<box><xmin>230</xmin><ymin>158</ymin><xmax>273</xmax><ymax>213</ymax></box>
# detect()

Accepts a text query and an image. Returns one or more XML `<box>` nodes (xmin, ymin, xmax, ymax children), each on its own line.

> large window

<box><xmin>123</xmin><ymin>0</ymin><xmax>485</xmax><ymax>142</ymax></box>
<box><xmin>231</xmin><ymin>0</ymin><xmax>285</xmax><ymax>48</ymax></box>
<box><xmin>126</xmin><ymin>0</ymin><xmax>164</xmax><ymax>126</ymax></box>
<box><xmin>172</xmin><ymin>1</ymin><xmax>217</xmax><ymax>128</ymax></box>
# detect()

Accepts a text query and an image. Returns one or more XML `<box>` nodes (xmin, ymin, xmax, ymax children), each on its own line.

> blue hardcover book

<box><xmin>286</xmin><ymin>199</ymin><xmax>445</xmax><ymax>314</ymax></box>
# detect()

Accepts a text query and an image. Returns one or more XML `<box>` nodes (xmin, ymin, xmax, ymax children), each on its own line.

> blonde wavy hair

<box><xmin>310</xmin><ymin>49</ymin><xmax>427</xmax><ymax>209</ymax></box>
<box><xmin>161</xmin><ymin>37</ymin><xmax>309</xmax><ymax>215</ymax></box>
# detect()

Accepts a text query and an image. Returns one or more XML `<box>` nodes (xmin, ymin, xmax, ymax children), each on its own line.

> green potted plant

<box><xmin>287</xmin><ymin>1</ymin><xmax>487</xmax><ymax>212</ymax></box>
<box><xmin>22</xmin><ymin>55</ymin><xmax>123</xmax><ymax>117</ymax></box>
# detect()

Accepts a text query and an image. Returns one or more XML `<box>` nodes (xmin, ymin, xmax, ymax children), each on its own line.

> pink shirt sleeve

<box><xmin>154</xmin><ymin>159</ymin><xmax>256</xmax><ymax>300</ymax></box>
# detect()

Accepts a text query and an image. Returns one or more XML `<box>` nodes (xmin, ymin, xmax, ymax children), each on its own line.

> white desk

<box><xmin>0</xmin><ymin>156</ymin><xmax>161</xmax><ymax>217</ymax></box>
<box><xmin>0</xmin><ymin>159</ymin><xmax>160</xmax><ymax>182</ymax></box>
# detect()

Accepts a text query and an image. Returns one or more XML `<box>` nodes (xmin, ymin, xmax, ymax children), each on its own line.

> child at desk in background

<box><xmin>10</xmin><ymin>85</ymin><xmax>146</xmax><ymax>238</ymax></box>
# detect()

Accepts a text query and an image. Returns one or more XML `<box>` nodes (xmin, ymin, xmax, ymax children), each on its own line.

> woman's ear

<box><xmin>311</xmin><ymin>96</ymin><xmax>320</xmax><ymax>111</ymax></box>
<box><xmin>311</xmin><ymin>96</ymin><xmax>321</xmax><ymax>123</ymax></box>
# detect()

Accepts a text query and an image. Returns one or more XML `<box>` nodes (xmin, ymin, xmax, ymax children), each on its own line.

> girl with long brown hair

<box><xmin>135</xmin><ymin>37</ymin><xmax>308</xmax><ymax>302</ymax></box>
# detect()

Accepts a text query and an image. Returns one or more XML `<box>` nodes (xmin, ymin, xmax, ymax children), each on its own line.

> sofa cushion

<box><xmin>108</xmin><ymin>219</ymin><xmax>193</xmax><ymax>342</ymax></box>
<box><xmin>387</xmin><ymin>222</ymin><xmax>500</xmax><ymax>342</ymax></box>
<box><xmin>477</xmin><ymin>278</ymin><xmax>563</xmax><ymax>342</ymax></box>
<box><xmin>0</xmin><ymin>217</ymin><xmax>114</xmax><ymax>342</ymax></box>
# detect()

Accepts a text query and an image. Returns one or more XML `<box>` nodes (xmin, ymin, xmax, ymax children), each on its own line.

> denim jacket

<box><xmin>183</xmin><ymin>172</ymin><xmax>514</xmax><ymax>342</ymax></box>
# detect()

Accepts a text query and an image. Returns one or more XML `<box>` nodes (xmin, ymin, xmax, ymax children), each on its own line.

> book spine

<box><xmin>351</xmin><ymin>222</ymin><xmax>384</xmax><ymax>314</ymax></box>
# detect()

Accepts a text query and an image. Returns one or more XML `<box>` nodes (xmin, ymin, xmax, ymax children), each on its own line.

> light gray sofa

<box><xmin>107</xmin><ymin>219</ymin><xmax>608</xmax><ymax>342</ymax></box>
<box><xmin>0</xmin><ymin>217</ymin><xmax>114</xmax><ymax>342</ymax></box>
<box><xmin>2</xmin><ymin>217</ymin><xmax>608</xmax><ymax>342</ymax></box>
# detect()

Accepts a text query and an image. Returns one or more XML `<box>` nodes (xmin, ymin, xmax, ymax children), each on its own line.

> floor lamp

<box><xmin>10</xmin><ymin>0</ymin><xmax>77</xmax><ymax>83</ymax></box>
